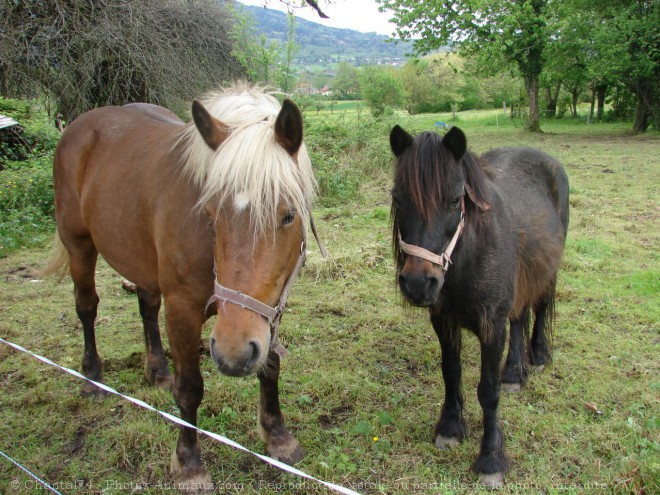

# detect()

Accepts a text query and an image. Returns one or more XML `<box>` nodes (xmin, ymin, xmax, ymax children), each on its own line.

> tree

<box><xmin>330</xmin><ymin>62</ymin><xmax>360</xmax><ymax>98</ymax></box>
<box><xmin>0</xmin><ymin>0</ymin><xmax>243</xmax><ymax>122</ymax></box>
<box><xmin>378</xmin><ymin>0</ymin><xmax>551</xmax><ymax>132</ymax></box>
<box><xmin>400</xmin><ymin>54</ymin><xmax>466</xmax><ymax>114</ymax></box>
<box><xmin>570</xmin><ymin>0</ymin><xmax>659</xmax><ymax>132</ymax></box>
<box><xmin>358</xmin><ymin>65</ymin><xmax>404</xmax><ymax>116</ymax></box>
<box><xmin>229</xmin><ymin>5</ymin><xmax>282</xmax><ymax>86</ymax></box>
<box><xmin>278</xmin><ymin>14</ymin><xmax>301</xmax><ymax>93</ymax></box>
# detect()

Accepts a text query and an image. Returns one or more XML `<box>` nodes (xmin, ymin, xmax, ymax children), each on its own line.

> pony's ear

<box><xmin>390</xmin><ymin>125</ymin><xmax>413</xmax><ymax>157</ymax></box>
<box><xmin>275</xmin><ymin>99</ymin><xmax>303</xmax><ymax>155</ymax></box>
<box><xmin>192</xmin><ymin>100</ymin><xmax>228</xmax><ymax>151</ymax></box>
<box><xmin>442</xmin><ymin>126</ymin><xmax>466</xmax><ymax>161</ymax></box>
<box><xmin>464</xmin><ymin>182</ymin><xmax>492</xmax><ymax>211</ymax></box>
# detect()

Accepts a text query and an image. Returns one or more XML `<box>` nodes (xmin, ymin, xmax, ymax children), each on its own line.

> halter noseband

<box><xmin>397</xmin><ymin>196</ymin><xmax>465</xmax><ymax>273</ymax></box>
<box><xmin>207</xmin><ymin>216</ymin><xmax>327</xmax><ymax>357</ymax></box>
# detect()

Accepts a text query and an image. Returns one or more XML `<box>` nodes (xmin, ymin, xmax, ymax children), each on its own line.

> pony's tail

<box><xmin>40</xmin><ymin>232</ymin><xmax>70</xmax><ymax>282</ymax></box>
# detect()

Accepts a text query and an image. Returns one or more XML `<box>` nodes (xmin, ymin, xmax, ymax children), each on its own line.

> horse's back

<box><xmin>123</xmin><ymin>103</ymin><xmax>184</xmax><ymax>126</ymax></box>
<box><xmin>483</xmin><ymin>147</ymin><xmax>569</xmax><ymax>316</ymax></box>
<box><xmin>485</xmin><ymin>147</ymin><xmax>569</xmax><ymax>233</ymax></box>
<box><xmin>53</xmin><ymin>106</ymin><xmax>210</xmax><ymax>296</ymax></box>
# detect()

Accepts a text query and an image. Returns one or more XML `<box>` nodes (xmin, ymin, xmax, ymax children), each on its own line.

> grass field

<box><xmin>0</xmin><ymin>112</ymin><xmax>658</xmax><ymax>494</ymax></box>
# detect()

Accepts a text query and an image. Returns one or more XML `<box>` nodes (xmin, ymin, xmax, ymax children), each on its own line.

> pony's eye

<box><xmin>281</xmin><ymin>209</ymin><xmax>296</xmax><ymax>226</ymax></box>
<box><xmin>450</xmin><ymin>197</ymin><xmax>462</xmax><ymax>210</ymax></box>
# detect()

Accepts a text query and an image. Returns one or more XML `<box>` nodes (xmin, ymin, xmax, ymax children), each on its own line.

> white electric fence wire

<box><xmin>0</xmin><ymin>337</ymin><xmax>363</xmax><ymax>495</ymax></box>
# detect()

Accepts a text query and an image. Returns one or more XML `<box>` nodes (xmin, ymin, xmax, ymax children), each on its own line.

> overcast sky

<box><xmin>237</xmin><ymin>0</ymin><xmax>397</xmax><ymax>36</ymax></box>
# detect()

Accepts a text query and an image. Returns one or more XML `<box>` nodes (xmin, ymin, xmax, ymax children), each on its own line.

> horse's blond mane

<box><xmin>174</xmin><ymin>82</ymin><xmax>315</xmax><ymax>235</ymax></box>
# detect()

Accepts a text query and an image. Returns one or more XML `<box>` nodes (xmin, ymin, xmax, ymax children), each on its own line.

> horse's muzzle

<box><xmin>209</xmin><ymin>334</ymin><xmax>266</xmax><ymax>377</ymax></box>
<box><xmin>398</xmin><ymin>269</ymin><xmax>443</xmax><ymax>307</ymax></box>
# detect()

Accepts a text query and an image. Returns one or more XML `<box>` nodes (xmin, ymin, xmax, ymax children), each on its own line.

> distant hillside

<box><xmin>237</xmin><ymin>3</ymin><xmax>412</xmax><ymax>68</ymax></box>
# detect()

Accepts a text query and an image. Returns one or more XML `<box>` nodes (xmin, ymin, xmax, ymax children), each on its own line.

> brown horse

<box><xmin>44</xmin><ymin>83</ymin><xmax>317</xmax><ymax>490</ymax></box>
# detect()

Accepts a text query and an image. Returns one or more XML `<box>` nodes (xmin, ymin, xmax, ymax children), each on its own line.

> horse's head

<box><xmin>189</xmin><ymin>92</ymin><xmax>314</xmax><ymax>377</ymax></box>
<box><xmin>390</xmin><ymin>125</ymin><xmax>489</xmax><ymax>307</ymax></box>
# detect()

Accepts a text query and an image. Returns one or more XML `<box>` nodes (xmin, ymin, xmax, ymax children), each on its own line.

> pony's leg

<box><xmin>431</xmin><ymin>313</ymin><xmax>467</xmax><ymax>449</ymax></box>
<box><xmin>530</xmin><ymin>297</ymin><xmax>552</xmax><ymax>371</ymax></box>
<box><xmin>257</xmin><ymin>350</ymin><xmax>304</xmax><ymax>464</ymax></box>
<box><xmin>473</xmin><ymin>322</ymin><xmax>509</xmax><ymax>489</ymax></box>
<box><xmin>136</xmin><ymin>287</ymin><xmax>172</xmax><ymax>387</ymax></box>
<box><xmin>164</xmin><ymin>298</ymin><xmax>211</xmax><ymax>491</ymax></box>
<box><xmin>68</xmin><ymin>238</ymin><xmax>103</xmax><ymax>397</ymax></box>
<box><xmin>501</xmin><ymin>310</ymin><xmax>530</xmax><ymax>392</ymax></box>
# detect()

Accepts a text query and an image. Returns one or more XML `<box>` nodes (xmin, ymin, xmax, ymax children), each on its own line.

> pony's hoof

<box><xmin>267</xmin><ymin>437</ymin><xmax>304</xmax><ymax>465</ymax></box>
<box><xmin>530</xmin><ymin>364</ymin><xmax>545</xmax><ymax>373</ymax></box>
<box><xmin>170</xmin><ymin>451</ymin><xmax>213</xmax><ymax>494</ymax></box>
<box><xmin>501</xmin><ymin>382</ymin><xmax>522</xmax><ymax>393</ymax></box>
<box><xmin>479</xmin><ymin>472</ymin><xmax>505</xmax><ymax>490</ymax></box>
<box><xmin>434</xmin><ymin>435</ymin><xmax>461</xmax><ymax>450</ymax></box>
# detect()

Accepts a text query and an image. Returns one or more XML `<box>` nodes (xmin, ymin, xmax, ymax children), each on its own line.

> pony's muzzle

<box><xmin>209</xmin><ymin>309</ymin><xmax>270</xmax><ymax>377</ymax></box>
<box><xmin>398</xmin><ymin>258</ymin><xmax>444</xmax><ymax>306</ymax></box>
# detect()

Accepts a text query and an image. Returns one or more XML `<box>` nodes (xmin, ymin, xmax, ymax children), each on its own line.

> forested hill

<box><xmin>238</xmin><ymin>3</ymin><xmax>412</xmax><ymax>66</ymax></box>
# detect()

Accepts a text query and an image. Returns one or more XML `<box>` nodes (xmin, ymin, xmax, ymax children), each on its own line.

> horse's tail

<box><xmin>40</xmin><ymin>231</ymin><xmax>70</xmax><ymax>282</ymax></box>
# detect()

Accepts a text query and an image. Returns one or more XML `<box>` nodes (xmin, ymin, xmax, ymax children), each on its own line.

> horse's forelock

<box><xmin>395</xmin><ymin>132</ymin><xmax>458</xmax><ymax>223</ymax></box>
<box><xmin>176</xmin><ymin>84</ymin><xmax>315</xmax><ymax>235</ymax></box>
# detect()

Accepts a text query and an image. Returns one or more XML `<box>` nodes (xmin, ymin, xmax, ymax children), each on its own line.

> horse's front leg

<box><xmin>431</xmin><ymin>310</ymin><xmax>467</xmax><ymax>449</ymax></box>
<box><xmin>473</xmin><ymin>318</ymin><xmax>509</xmax><ymax>489</ymax></box>
<box><xmin>136</xmin><ymin>287</ymin><xmax>172</xmax><ymax>388</ymax></box>
<box><xmin>164</xmin><ymin>298</ymin><xmax>212</xmax><ymax>493</ymax></box>
<box><xmin>257</xmin><ymin>350</ymin><xmax>304</xmax><ymax>464</ymax></box>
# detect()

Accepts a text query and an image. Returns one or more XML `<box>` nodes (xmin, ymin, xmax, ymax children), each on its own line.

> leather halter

<box><xmin>207</xmin><ymin>216</ymin><xmax>327</xmax><ymax>357</ymax></box>
<box><xmin>397</xmin><ymin>196</ymin><xmax>465</xmax><ymax>273</ymax></box>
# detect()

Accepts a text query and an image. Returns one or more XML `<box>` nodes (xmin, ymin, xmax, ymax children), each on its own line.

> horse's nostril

<box><xmin>427</xmin><ymin>274</ymin><xmax>439</xmax><ymax>291</ymax></box>
<box><xmin>247</xmin><ymin>340</ymin><xmax>261</xmax><ymax>366</ymax></box>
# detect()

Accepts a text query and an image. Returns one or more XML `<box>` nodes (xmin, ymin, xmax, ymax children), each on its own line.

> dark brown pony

<box><xmin>390</xmin><ymin>125</ymin><xmax>569</xmax><ymax>488</ymax></box>
<box><xmin>44</xmin><ymin>83</ymin><xmax>317</xmax><ymax>490</ymax></box>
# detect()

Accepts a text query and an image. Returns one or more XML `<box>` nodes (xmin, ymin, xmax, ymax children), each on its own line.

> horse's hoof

<box><xmin>530</xmin><ymin>364</ymin><xmax>545</xmax><ymax>373</ymax></box>
<box><xmin>145</xmin><ymin>368</ymin><xmax>173</xmax><ymax>389</ymax></box>
<box><xmin>170</xmin><ymin>451</ymin><xmax>213</xmax><ymax>494</ymax></box>
<box><xmin>80</xmin><ymin>381</ymin><xmax>108</xmax><ymax>398</ymax></box>
<box><xmin>267</xmin><ymin>438</ymin><xmax>304</xmax><ymax>465</ymax></box>
<box><xmin>434</xmin><ymin>435</ymin><xmax>461</xmax><ymax>450</ymax></box>
<box><xmin>479</xmin><ymin>472</ymin><xmax>505</xmax><ymax>490</ymax></box>
<box><xmin>501</xmin><ymin>382</ymin><xmax>522</xmax><ymax>393</ymax></box>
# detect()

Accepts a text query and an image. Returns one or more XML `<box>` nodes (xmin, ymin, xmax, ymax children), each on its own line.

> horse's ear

<box><xmin>465</xmin><ymin>182</ymin><xmax>492</xmax><ymax>212</ymax></box>
<box><xmin>390</xmin><ymin>125</ymin><xmax>413</xmax><ymax>157</ymax></box>
<box><xmin>442</xmin><ymin>126</ymin><xmax>466</xmax><ymax>161</ymax></box>
<box><xmin>275</xmin><ymin>99</ymin><xmax>303</xmax><ymax>155</ymax></box>
<box><xmin>192</xmin><ymin>100</ymin><xmax>228</xmax><ymax>151</ymax></box>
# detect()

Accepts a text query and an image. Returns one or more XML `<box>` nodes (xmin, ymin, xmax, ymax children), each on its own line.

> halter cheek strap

<box><xmin>397</xmin><ymin>196</ymin><xmax>465</xmax><ymax>273</ymax></box>
<box><xmin>207</xmin><ymin>215</ymin><xmax>327</xmax><ymax>358</ymax></box>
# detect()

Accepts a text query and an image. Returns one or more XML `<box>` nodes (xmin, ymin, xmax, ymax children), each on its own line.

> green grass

<box><xmin>0</xmin><ymin>116</ymin><xmax>658</xmax><ymax>494</ymax></box>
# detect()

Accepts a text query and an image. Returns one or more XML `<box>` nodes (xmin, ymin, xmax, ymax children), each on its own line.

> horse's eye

<box><xmin>282</xmin><ymin>209</ymin><xmax>296</xmax><ymax>226</ymax></box>
<box><xmin>450</xmin><ymin>197</ymin><xmax>462</xmax><ymax>210</ymax></box>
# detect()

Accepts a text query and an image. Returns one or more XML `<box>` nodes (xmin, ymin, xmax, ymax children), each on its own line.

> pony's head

<box><xmin>178</xmin><ymin>84</ymin><xmax>315</xmax><ymax>376</ymax></box>
<box><xmin>390</xmin><ymin>125</ymin><xmax>491</xmax><ymax>306</ymax></box>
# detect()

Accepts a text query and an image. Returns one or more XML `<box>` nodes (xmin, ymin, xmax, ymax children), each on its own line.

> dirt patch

<box><xmin>317</xmin><ymin>404</ymin><xmax>353</xmax><ymax>429</ymax></box>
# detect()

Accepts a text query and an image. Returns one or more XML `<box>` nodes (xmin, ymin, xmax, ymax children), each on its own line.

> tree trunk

<box><xmin>632</xmin><ymin>81</ymin><xmax>655</xmax><ymax>133</ymax></box>
<box><xmin>526</xmin><ymin>76</ymin><xmax>542</xmax><ymax>132</ymax></box>
<box><xmin>571</xmin><ymin>91</ymin><xmax>578</xmax><ymax>117</ymax></box>
<box><xmin>589</xmin><ymin>88</ymin><xmax>595</xmax><ymax>122</ymax></box>
<box><xmin>545</xmin><ymin>82</ymin><xmax>560</xmax><ymax>118</ymax></box>
<box><xmin>596</xmin><ymin>84</ymin><xmax>607</xmax><ymax>121</ymax></box>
